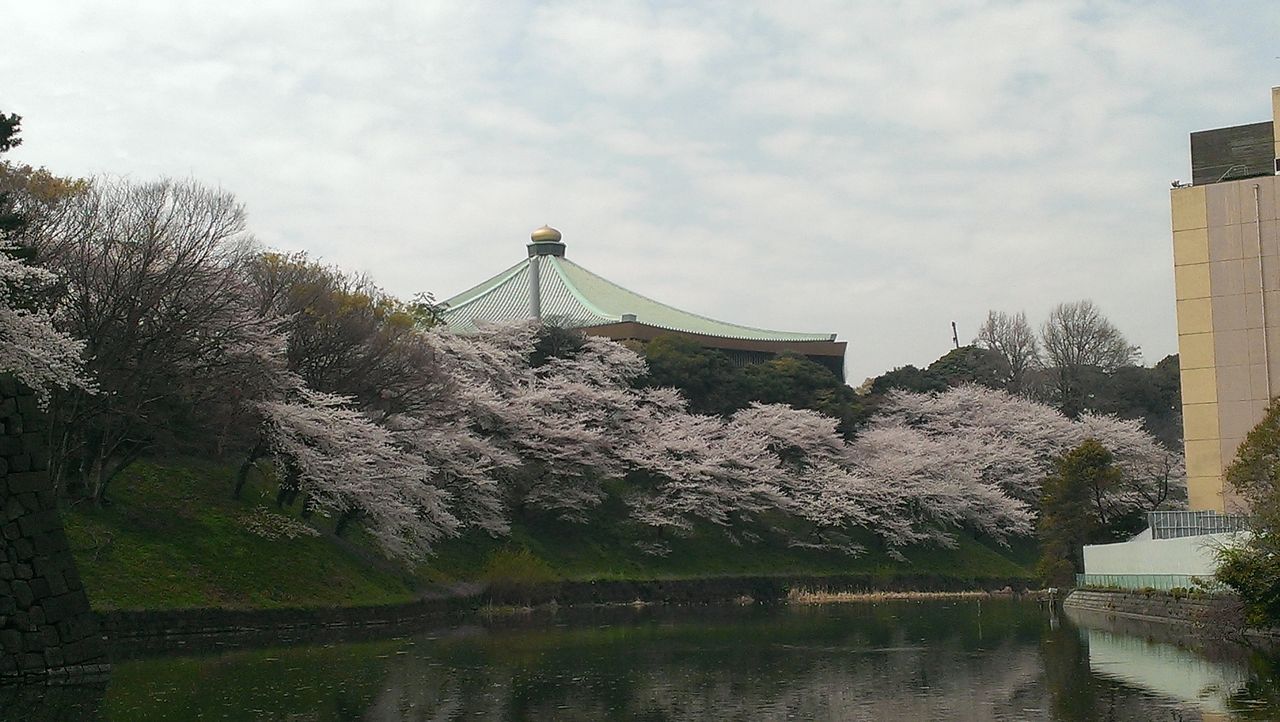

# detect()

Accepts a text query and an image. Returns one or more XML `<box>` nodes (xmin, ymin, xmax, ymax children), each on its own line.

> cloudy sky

<box><xmin>4</xmin><ymin>1</ymin><xmax>1279</xmax><ymax>382</ymax></box>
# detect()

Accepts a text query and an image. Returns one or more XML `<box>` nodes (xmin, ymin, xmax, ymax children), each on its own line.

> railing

<box><xmin>1147</xmin><ymin>510</ymin><xmax>1250</xmax><ymax>540</ymax></box>
<box><xmin>1075</xmin><ymin>573</ymin><xmax>1224</xmax><ymax>592</ymax></box>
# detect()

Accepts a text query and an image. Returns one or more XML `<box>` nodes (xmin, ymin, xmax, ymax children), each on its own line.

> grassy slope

<box><xmin>424</xmin><ymin>511</ymin><xmax>1032</xmax><ymax>584</ymax></box>
<box><xmin>62</xmin><ymin>458</ymin><xmax>1033</xmax><ymax>611</ymax></box>
<box><xmin>63</xmin><ymin>458</ymin><xmax>418</xmax><ymax>610</ymax></box>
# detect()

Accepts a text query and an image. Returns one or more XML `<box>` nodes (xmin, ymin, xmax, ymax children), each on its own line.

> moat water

<box><xmin>7</xmin><ymin>598</ymin><xmax>1280</xmax><ymax>720</ymax></box>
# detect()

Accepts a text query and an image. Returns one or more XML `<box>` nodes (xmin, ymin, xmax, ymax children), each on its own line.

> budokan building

<box><xmin>440</xmin><ymin>226</ymin><xmax>848</xmax><ymax>379</ymax></box>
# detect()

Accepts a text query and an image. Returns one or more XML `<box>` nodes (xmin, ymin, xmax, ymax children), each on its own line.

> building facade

<box><xmin>440</xmin><ymin>226</ymin><xmax>848</xmax><ymax>378</ymax></box>
<box><xmin>1171</xmin><ymin>87</ymin><xmax>1280</xmax><ymax>512</ymax></box>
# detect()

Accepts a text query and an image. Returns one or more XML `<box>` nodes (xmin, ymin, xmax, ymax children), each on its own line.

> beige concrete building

<box><xmin>1172</xmin><ymin>86</ymin><xmax>1280</xmax><ymax>512</ymax></box>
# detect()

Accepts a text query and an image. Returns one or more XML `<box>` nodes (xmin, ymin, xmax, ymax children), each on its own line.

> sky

<box><xmin>4</xmin><ymin>1</ymin><xmax>1279</xmax><ymax>383</ymax></box>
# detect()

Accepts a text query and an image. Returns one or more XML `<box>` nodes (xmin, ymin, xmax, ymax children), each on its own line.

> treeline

<box><xmin>643</xmin><ymin>315</ymin><xmax>1181</xmax><ymax>452</ymax></box>
<box><xmin>869</xmin><ymin>310</ymin><xmax>1181</xmax><ymax>449</ymax></box>
<box><xmin>0</xmin><ymin>116</ymin><xmax>1184</xmax><ymax>575</ymax></box>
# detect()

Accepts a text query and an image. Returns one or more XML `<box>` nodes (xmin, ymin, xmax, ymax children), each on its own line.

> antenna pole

<box><xmin>951</xmin><ymin>321</ymin><xmax>960</xmax><ymax>349</ymax></box>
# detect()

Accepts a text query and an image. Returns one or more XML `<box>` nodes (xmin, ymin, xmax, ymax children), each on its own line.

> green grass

<box><xmin>61</xmin><ymin>457</ymin><xmax>1034</xmax><ymax>611</ymax></box>
<box><xmin>424</xmin><ymin>512</ymin><xmax>1031</xmax><ymax>585</ymax></box>
<box><xmin>62</xmin><ymin>458</ymin><xmax>418</xmax><ymax>610</ymax></box>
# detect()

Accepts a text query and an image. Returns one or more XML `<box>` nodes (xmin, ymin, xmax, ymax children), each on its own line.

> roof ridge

<box><xmin>440</xmin><ymin>259</ymin><xmax>528</xmax><ymax>312</ymax></box>
<box><xmin>545</xmin><ymin>256</ymin><xmax>615</xmax><ymax>321</ymax></box>
<box><xmin>557</xmin><ymin>257</ymin><xmax>835</xmax><ymax>341</ymax></box>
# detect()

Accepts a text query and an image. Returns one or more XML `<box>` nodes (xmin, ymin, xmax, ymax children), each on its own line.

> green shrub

<box><xmin>1215</xmin><ymin>544</ymin><xmax>1280</xmax><ymax>627</ymax></box>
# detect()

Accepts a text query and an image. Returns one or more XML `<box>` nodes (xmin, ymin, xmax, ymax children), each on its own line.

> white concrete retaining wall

<box><xmin>1082</xmin><ymin>531</ymin><xmax>1248</xmax><ymax>576</ymax></box>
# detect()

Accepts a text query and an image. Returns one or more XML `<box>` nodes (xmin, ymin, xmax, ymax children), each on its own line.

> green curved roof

<box><xmin>440</xmin><ymin>253</ymin><xmax>836</xmax><ymax>343</ymax></box>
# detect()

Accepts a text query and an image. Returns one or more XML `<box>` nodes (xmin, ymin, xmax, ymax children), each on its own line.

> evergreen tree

<box><xmin>1216</xmin><ymin>398</ymin><xmax>1280</xmax><ymax>625</ymax></box>
<box><xmin>1036</xmin><ymin>439</ymin><xmax>1118</xmax><ymax>586</ymax></box>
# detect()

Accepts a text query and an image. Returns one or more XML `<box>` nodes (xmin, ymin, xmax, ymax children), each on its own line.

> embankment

<box><xmin>1063</xmin><ymin>588</ymin><xmax>1235</xmax><ymax>627</ymax></box>
<box><xmin>101</xmin><ymin>573</ymin><xmax>1033</xmax><ymax>649</ymax></box>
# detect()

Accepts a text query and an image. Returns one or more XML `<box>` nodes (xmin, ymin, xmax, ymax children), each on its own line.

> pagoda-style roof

<box><xmin>440</xmin><ymin>231</ymin><xmax>836</xmax><ymax>343</ymax></box>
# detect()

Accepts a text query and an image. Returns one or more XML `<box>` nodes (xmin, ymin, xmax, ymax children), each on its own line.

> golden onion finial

<box><xmin>530</xmin><ymin>225</ymin><xmax>562</xmax><ymax>243</ymax></box>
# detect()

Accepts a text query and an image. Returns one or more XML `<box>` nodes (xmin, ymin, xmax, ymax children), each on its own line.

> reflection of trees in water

<box><xmin>619</xmin><ymin>638</ymin><xmax>1047</xmax><ymax>720</ymax></box>
<box><xmin>361</xmin><ymin>603</ymin><xmax>1057</xmax><ymax>720</ymax></box>
<box><xmin>364</xmin><ymin>602</ymin><xmax>1257</xmax><ymax>721</ymax></box>
<box><xmin>1227</xmin><ymin>652</ymin><xmax>1280</xmax><ymax>720</ymax></box>
<box><xmin>24</xmin><ymin>601</ymin><xmax>1277</xmax><ymax>720</ymax></box>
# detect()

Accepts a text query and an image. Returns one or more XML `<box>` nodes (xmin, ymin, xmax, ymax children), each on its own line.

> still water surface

<box><xmin>8</xmin><ymin>599</ymin><xmax>1280</xmax><ymax>720</ymax></box>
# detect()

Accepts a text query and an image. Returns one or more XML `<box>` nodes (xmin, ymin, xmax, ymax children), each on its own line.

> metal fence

<box><xmin>1147</xmin><ymin>510</ymin><xmax>1250</xmax><ymax>540</ymax></box>
<box><xmin>1075</xmin><ymin>573</ymin><xmax>1224</xmax><ymax>592</ymax></box>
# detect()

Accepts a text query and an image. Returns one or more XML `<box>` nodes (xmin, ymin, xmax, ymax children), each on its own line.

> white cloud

<box><xmin>2</xmin><ymin>0</ymin><xmax>1278</xmax><ymax>382</ymax></box>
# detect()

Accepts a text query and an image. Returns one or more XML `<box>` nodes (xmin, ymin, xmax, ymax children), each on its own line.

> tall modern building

<box><xmin>440</xmin><ymin>226</ymin><xmax>848</xmax><ymax>378</ymax></box>
<box><xmin>1171</xmin><ymin>86</ymin><xmax>1280</xmax><ymax>512</ymax></box>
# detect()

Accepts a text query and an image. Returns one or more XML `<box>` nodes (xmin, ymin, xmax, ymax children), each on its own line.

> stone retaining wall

<box><xmin>0</xmin><ymin>379</ymin><xmax>109</xmax><ymax>680</ymax></box>
<box><xmin>101</xmin><ymin>592</ymin><xmax>478</xmax><ymax>644</ymax></box>
<box><xmin>1063</xmin><ymin>588</ymin><xmax>1231</xmax><ymax>627</ymax></box>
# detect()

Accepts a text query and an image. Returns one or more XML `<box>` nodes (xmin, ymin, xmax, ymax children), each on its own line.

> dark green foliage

<box><xmin>1215</xmin><ymin>544</ymin><xmax>1280</xmax><ymax>628</ymax></box>
<box><xmin>870</xmin><ymin>363</ymin><xmax>945</xmax><ymax>394</ymax></box>
<box><xmin>638</xmin><ymin>335</ymin><xmax>870</xmax><ymax>435</ymax></box>
<box><xmin>1226</xmin><ymin>397</ymin><xmax>1280</xmax><ymax>519</ymax></box>
<box><xmin>1216</xmin><ymin>398</ymin><xmax>1280</xmax><ymax>625</ymax></box>
<box><xmin>1081</xmin><ymin>354</ymin><xmax>1182</xmax><ymax>449</ymax></box>
<box><xmin>1036</xmin><ymin>356</ymin><xmax>1179</xmax><ymax>437</ymax></box>
<box><xmin>640</xmin><ymin>335</ymin><xmax>751</xmax><ymax>415</ymax></box>
<box><xmin>926</xmin><ymin>345</ymin><xmax>1011</xmax><ymax>389</ymax></box>
<box><xmin>0</xmin><ymin>112</ymin><xmax>19</xmax><ymax>153</ymax></box>
<box><xmin>1036</xmin><ymin>440</ymin><xmax>1118</xmax><ymax>586</ymax></box>
<box><xmin>742</xmin><ymin>354</ymin><xmax>871</xmax><ymax>436</ymax></box>
<box><xmin>0</xmin><ymin>110</ymin><xmax>23</xmax><ymax>234</ymax></box>
<box><xmin>530</xmin><ymin>324</ymin><xmax>587</xmax><ymax>367</ymax></box>
<box><xmin>871</xmin><ymin>345</ymin><xmax>1009</xmax><ymax>395</ymax></box>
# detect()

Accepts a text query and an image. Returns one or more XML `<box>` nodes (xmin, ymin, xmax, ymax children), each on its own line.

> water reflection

<box><xmin>1081</xmin><ymin>624</ymin><xmax>1248</xmax><ymax>713</ymax></box>
<box><xmin>7</xmin><ymin>599</ymin><xmax>1280</xmax><ymax>720</ymax></box>
<box><xmin>1064</xmin><ymin>606</ymin><xmax>1280</xmax><ymax>721</ymax></box>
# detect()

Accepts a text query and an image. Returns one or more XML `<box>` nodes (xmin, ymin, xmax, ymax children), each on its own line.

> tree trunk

<box><xmin>275</xmin><ymin>465</ymin><xmax>300</xmax><ymax>508</ymax></box>
<box><xmin>234</xmin><ymin>438</ymin><xmax>266</xmax><ymax>499</ymax></box>
<box><xmin>334</xmin><ymin>508</ymin><xmax>359</xmax><ymax>537</ymax></box>
<box><xmin>91</xmin><ymin>458</ymin><xmax>110</xmax><ymax>507</ymax></box>
<box><xmin>90</xmin><ymin>451</ymin><xmax>139</xmax><ymax>507</ymax></box>
<box><xmin>275</xmin><ymin>485</ymin><xmax>301</xmax><ymax>508</ymax></box>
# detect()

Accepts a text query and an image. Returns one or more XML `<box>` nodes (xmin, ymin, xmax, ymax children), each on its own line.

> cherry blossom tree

<box><xmin>621</xmin><ymin>398</ymin><xmax>789</xmax><ymax>543</ymax></box>
<box><xmin>1074</xmin><ymin>412</ymin><xmax>1185</xmax><ymax>526</ymax></box>
<box><xmin>850</xmin><ymin>425</ymin><xmax>1035</xmax><ymax>549</ymax></box>
<box><xmin>870</xmin><ymin>384</ymin><xmax>1185</xmax><ymax>535</ymax></box>
<box><xmin>0</xmin><ymin>114</ymin><xmax>90</xmax><ymax>402</ymax></box>
<box><xmin>873</xmin><ymin>384</ymin><xmax>1076</xmax><ymax>504</ymax></box>
<box><xmin>256</xmin><ymin>385</ymin><xmax>457</xmax><ymax>560</ymax></box>
<box><xmin>0</xmin><ymin>247</ymin><xmax>89</xmax><ymax>401</ymax></box>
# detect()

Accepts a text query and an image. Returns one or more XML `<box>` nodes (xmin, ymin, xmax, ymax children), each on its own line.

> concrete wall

<box><xmin>0</xmin><ymin>378</ymin><xmax>108</xmax><ymax>680</ymax></box>
<box><xmin>1172</xmin><ymin>87</ymin><xmax>1280</xmax><ymax>512</ymax></box>
<box><xmin>1082</xmin><ymin>531</ymin><xmax>1245</xmax><ymax>576</ymax></box>
<box><xmin>1172</xmin><ymin>173</ymin><xmax>1280</xmax><ymax>513</ymax></box>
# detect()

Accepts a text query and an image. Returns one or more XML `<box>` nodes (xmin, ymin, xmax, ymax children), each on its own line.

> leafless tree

<box><xmin>29</xmin><ymin>177</ymin><xmax>276</xmax><ymax>503</ymax></box>
<box><xmin>244</xmin><ymin>251</ymin><xmax>446</xmax><ymax>418</ymax></box>
<box><xmin>975</xmin><ymin>310</ymin><xmax>1041</xmax><ymax>392</ymax></box>
<box><xmin>1039</xmin><ymin>300</ymin><xmax>1139</xmax><ymax>417</ymax></box>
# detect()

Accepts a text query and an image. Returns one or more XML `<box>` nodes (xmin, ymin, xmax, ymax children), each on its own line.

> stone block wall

<box><xmin>1063</xmin><ymin>588</ymin><xmax>1230</xmax><ymax>627</ymax></box>
<box><xmin>0</xmin><ymin>378</ymin><xmax>108</xmax><ymax>680</ymax></box>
